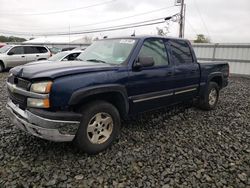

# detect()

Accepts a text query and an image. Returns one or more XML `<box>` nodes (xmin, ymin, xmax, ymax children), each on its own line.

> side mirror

<box><xmin>134</xmin><ymin>56</ymin><xmax>155</xmax><ymax>70</ymax></box>
<box><xmin>8</xmin><ymin>51</ymin><xmax>14</xmax><ymax>55</ymax></box>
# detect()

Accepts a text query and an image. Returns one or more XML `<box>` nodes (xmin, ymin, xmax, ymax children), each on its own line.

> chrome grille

<box><xmin>7</xmin><ymin>75</ymin><xmax>30</xmax><ymax>110</ymax></box>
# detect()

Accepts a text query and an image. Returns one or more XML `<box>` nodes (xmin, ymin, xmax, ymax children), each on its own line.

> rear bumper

<box><xmin>6</xmin><ymin>99</ymin><xmax>81</xmax><ymax>142</ymax></box>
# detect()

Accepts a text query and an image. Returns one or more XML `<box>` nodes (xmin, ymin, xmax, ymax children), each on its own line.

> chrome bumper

<box><xmin>6</xmin><ymin>100</ymin><xmax>80</xmax><ymax>142</ymax></box>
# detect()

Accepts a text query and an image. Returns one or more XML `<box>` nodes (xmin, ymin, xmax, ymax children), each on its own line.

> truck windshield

<box><xmin>0</xmin><ymin>45</ymin><xmax>12</xmax><ymax>53</ymax></box>
<box><xmin>77</xmin><ymin>39</ymin><xmax>137</xmax><ymax>64</ymax></box>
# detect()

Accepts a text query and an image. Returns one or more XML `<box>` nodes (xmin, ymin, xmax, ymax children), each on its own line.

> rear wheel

<box><xmin>199</xmin><ymin>82</ymin><xmax>219</xmax><ymax>110</ymax></box>
<box><xmin>74</xmin><ymin>100</ymin><xmax>120</xmax><ymax>154</ymax></box>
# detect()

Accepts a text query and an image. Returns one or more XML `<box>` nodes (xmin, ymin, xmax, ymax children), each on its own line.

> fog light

<box><xmin>27</xmin><ymin>98</ymin><xmax>50</xmax><ymax>108</ymax></box>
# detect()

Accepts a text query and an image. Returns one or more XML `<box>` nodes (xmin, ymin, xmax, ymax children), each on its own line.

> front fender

<box><xmin>68</xmin><ymin>84</ymin><xmax>129</xmax><ymax>113</ymax></box>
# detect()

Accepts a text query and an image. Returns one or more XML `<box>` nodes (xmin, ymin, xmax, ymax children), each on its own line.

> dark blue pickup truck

<box><xmin>6</xmin><ymin>36</ymin><xmax>229</xmax><ymax>154</ymax></box>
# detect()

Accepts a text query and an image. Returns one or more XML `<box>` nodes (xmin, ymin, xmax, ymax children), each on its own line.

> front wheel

<box><xmin>0</xmin><ymin>63</ymin><xmax>4</xmax><ymax>73</ymax></box>
<box><xmin>74</xmin><ymin>100</ymin><xmax>120</xmax><ymax>154</ymax></box>
<box><xmin>199</xmin><ymin>82</ymin><xmax>219</xmax><ymax>110</ymax></box>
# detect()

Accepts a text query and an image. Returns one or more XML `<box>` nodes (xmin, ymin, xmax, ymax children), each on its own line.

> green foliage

<box><xmin>0</xmin><ymin>35</ymin><xmax>27</xmax><ymax>42</ymax></box>
<box><xmin>194</xmin><ymin>34</ymin><xmax>210</xmax><ymax>43</ymax></box>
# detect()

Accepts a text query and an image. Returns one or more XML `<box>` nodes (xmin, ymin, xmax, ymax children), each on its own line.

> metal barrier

<box><xmin>192</xmin><ymin>43</ymin><xmax>250</xmax><ymax>75</ymax></box>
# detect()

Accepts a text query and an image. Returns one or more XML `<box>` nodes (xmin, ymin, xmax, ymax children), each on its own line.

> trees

<box><xmin>0</xmin><ymin>35</ymin><xmax>27</xmax><ymax>42</ymax></box>
<box><xmin>194</xmin><ymin>34</ymin><xmax>210</xmax><ymax>43</ymax></box>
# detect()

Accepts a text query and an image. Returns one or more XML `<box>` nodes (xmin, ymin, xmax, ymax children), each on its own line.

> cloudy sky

<box><xmin>0</xmin><ymin>0</ymin><xmax>249</xmax><ymax>43</ymax></box>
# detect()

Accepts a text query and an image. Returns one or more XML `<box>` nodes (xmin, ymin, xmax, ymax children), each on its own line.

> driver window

<box><xmin>9</xmin><ymin>46</ymin><xmax>24</xmax><ymax>55</ymax></box>
<box><xmin>138</xmin><ymin>39</ymin><xmax>168</xmax><ymax>66</ymax></box>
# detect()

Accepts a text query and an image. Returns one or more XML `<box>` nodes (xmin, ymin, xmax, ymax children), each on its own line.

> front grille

<box><xmin>8</xmin><ymin>89</ymin><xmax>27</xmax><ymax>110</ymax></box>
<box><xmin>7</xmin><ymin>75</ymin><xmax>30</xmax><ymax>110</ymax></box>
<box><xmin>8</xmin><ymin>75</ymin><xmax>30</xmax><ymax>90</ymax></box>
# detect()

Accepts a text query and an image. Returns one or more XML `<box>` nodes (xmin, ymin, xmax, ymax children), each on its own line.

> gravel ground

<box><xmin>0</xmin><ymin>72</ymin><xmax>249</xmax><ymax>188</ymax></box>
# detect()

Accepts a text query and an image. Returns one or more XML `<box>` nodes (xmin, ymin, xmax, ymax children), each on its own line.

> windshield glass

<box><xmin>77</xmin><ymin>39</ymin><xmax>137</xmax><ymax>64</ymax></box>
<box><xmin>48</xmin><ymin>51</ymin><xmax>69</xmax><ymax>61</ymax></box>
<box><xmin>0</xmin><ymin>45</ymin><xmax>12</xmax><ymax>53</ymax></box>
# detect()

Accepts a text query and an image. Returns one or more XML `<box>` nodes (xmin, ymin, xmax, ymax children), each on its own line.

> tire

<box><xmin>199</xmin><ymin>82</ymin><xmax>219</xmax><ymax>110</ymax></box>
<box><xmin>74</xmin><ymin>100</ymin><xmax>121</xmax><ymax>154</ymax></box>
<box><xmin>0</xmin><ymin>63</ymin><xmax>4</xmax><ymax>73</ymax></box>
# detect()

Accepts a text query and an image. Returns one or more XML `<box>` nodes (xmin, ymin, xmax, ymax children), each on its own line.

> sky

<box><xmin>0</xmin><ymin>0</ymin><xmax>250</xmax><ymax>43</ymax></box>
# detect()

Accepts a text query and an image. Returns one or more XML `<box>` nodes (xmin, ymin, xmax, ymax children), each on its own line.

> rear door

<box><xmin>24</xmin><ymin>46</ymin><xmax>38</xmax><ymax>62</ymax></box>
<box><xmin>36</xmin><ymin>46</ymin><xmax>50</xmax><ymax>60</ymax></box>
<box><xmin>127</xmin><ymin>38</ymin><xmax>175</xmax><ymax>113</ymax></box>
<box><xmin>167</xmin><ymin>39</ymin><xmax>200</xmax><ymax>101</ymax></box>
<box><xmin>5</xmin><ymin>46</ymin><xmax>26</xmax><ymax>67</ymax></box>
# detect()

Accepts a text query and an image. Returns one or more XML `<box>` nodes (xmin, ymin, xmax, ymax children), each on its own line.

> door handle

<box><xmin>190</xmin><ymin>69</ymin><xmax>197</xmax><ymax>73</ymax></box>
<box><xmin>21</xmin><ymin>56</ymin><xmax>25</xmax><ymax>58</ymax></box>
<box><xmin>36</xmin><ymin>55</ymin><xmax>39</xmax><ymax>57</ymax></box>
<box><xmin>166</xmin><ymin>72</ymin><xmax>173</xmax><ymax>76</ymax></box>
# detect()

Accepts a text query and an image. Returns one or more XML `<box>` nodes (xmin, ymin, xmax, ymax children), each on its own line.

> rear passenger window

<box><xmin>169</xmin><ymin>40</ymin><xmax>193</xmax><ymax>64</ymax></box>
<box><xmin>24</xmin><ymin>46</ymin><xmax>39</xmax><ymax>54</ymax></box>
<box><xmin>36</xmin><ymin>47</ymin><xmax>48</xmax><ymax>53</ymax></box>
<box><xmin>138</xmin><ymin>39</ymin><xmax>168</xmax><ymax>66</ymax></box>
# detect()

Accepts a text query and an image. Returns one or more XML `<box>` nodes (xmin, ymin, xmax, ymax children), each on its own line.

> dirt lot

<box><xmin>0</xmin><ymin>72</ymin><xmax>249</xmax><ymax>188</ymax></box>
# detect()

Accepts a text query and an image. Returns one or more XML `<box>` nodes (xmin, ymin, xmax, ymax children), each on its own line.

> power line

<box><xmin>1</xmin><ymin>5</ymin><xmax>176</xmax><ymax>31</ymax></box>
<box><xmin>192</xmin><ymin>0</ymin><xmax>211</xmax><ymax>39</ymax></box>
<box><xmin>0</xmin><ymin>14</ymin><xmax>178</xmax><ymax>37</ymax></box>
<box><xmin>185</xmin><ymin>19</ymin><xmax>198</xmax><ymax>35</ymax></box>
<box><xmin>0</xmin><ymin>0</ymin><xmax>116</xmax><ymax>16</ymax></box>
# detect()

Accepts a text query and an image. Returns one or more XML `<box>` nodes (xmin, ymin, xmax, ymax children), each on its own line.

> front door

<box><xmin>127</xmin><ymin>38</ymin><xmax>175</xmax><ymax>114</ymax></box>
<box><xmin>6</xmin><ymin>46</ymin><xmax>26</xmax><ymax>67</ymax></box>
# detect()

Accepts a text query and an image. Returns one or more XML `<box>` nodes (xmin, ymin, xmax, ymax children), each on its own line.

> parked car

<box><xmin>6</xmin><ymin>36</ymin><xmax>229</xmax><ymax>154</ymax></box>
<box><xmin>61</xmin><ymin>47</ymin><xmax>76</xmax><ymax>51</ymax></box>
<box><xmin>48</xmin><ymin>47</ymin><xmax>61</xmax><ymax>55</ymax></box>
<box><xmin>73</xmin><ymin>46</ymin><xmax>87</xmax><ymax>51</ymax></box>
<box><xmin>48</xmin><ymin>50</ymin><xmax>82</xmax><ymax>61</ymax></box>
<box><xmin>0</xmin><ymin>45</ymin><xmax>51</xmax><ymax>72</ymax></box>
<box><xmin>0</xmin><ymin>43</ymin><xmax>6</xmax><ymax>48</ymax></box>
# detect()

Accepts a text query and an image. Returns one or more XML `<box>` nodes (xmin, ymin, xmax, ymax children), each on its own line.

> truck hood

<box><xmin>10</xmin><ymin>61</ymin><xmax>118</xmax><ymax>79</ymax></box>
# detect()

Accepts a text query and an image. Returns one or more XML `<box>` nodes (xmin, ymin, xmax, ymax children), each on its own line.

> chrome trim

<box><xmin>6</xmin><ymin>100</ymin><xmax>79</xmax><ymax>142</ymax></box>
<box><xmin>175</xmin><ymin>88</ymin><xmax>197</xmax><ymax>95</ymax></box>
<box><xmin>7</xmin><ymin>82</ymin><xmax>49</xmax><ymax>99</ymax></box>
<box><xmin>200</xmin><ymin>82</ymin><xmax>206</xmax><ymax>86</ymax></box>
<box><xmin>133</xmin><ymin>93</ymin><xmax>173</xmax><ymax>103</ymax></box>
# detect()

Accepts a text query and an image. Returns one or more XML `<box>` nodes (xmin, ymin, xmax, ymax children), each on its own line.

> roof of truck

<box><xmin>102</xmin><ymin>35</ymin><xmax>189</xmax><ymax>41</ymax></box>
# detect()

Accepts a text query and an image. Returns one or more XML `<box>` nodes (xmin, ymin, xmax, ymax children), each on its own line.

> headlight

<box><xmin>27</xmin><ymin>98</ymin><xmax>50</xmax><ymax>108</ymax></box>
<box><xmin>30</xmin><ymin>81</ymin><xmax>52</xmax><ymax>94</ymax></box>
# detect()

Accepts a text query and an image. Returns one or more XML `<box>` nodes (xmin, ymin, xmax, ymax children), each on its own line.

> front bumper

<box><xmin>6</xmin><ymin>100</ymin><xmax>80</xmax><ymax>142</ymax></box>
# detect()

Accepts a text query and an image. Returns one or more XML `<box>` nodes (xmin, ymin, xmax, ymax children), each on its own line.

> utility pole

<box><xmin>178</xmin><ymin>0</ymin><xmax>185</xmax><ymax>38</ymax></box>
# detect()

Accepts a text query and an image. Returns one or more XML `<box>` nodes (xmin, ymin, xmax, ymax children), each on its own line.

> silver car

<box><xmin>48</xmin><ymin>50</ymin><xmax>82</xmax><ymax>61</ymax></box>
<box><xmin>0</xmin><ymin>45</ymin><xmax>51</xmax><ymax>72</ymax></box>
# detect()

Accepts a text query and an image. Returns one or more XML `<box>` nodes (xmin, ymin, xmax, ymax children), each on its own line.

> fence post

<box><xmin>212</xmin><ymin>43</ymin><xmax>219</xmax><ymax>61</ymax></box>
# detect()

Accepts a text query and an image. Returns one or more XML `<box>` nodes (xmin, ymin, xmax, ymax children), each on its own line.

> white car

<box><xmin>48</xmin><ymin>50</ymin><xmax>82</xmax><ymax>61</ymax></box>
<box><xmin>0</xmin><ymin>45</ymin><xmax>51</xmax><ymax>72</ymax></box>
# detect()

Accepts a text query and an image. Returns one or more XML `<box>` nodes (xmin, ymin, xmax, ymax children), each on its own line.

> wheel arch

<box><xmin>69</xmin><ymin>84</ymin><xmax>129</xmax><ymax>119</ymax></box>
<box><xmin>208</xmin><ymin>72</ymin><xmax>223</xmax><ymax>89</ymax></box>
<box><xmin>0</xmin><ymin>60</ymin><xmax>5</xmax><ymax>69</ymax></box>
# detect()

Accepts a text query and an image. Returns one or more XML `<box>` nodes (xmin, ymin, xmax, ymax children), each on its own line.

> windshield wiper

<box><xmin>86</xmin><ymin>59</ymin><xmax>107</xmax><ymax>64</ymax></box>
